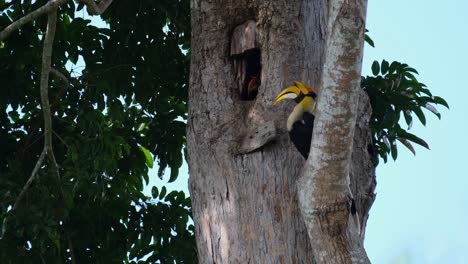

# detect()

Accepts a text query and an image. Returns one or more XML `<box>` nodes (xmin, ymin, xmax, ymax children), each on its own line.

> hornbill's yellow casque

<box><xmin>274</xmin><ymin>81</ymin><xmax>317</xmax><ymax>158</ymax></box>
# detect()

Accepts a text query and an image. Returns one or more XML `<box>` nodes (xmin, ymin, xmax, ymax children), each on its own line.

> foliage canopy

<box><xmin>1</xmin><ymin>1</ymin><xmax>195</xmax><ymax>263</ymax></box>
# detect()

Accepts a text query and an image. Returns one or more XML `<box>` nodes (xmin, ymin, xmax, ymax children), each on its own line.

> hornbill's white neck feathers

<box><xmin>274</xmin><ymin>81</ymin><xmax>317</xmax><ymax>158</ymax></box>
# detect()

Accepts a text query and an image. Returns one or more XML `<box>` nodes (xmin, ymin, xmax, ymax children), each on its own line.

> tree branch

<box><xmin>297</xmin><ymin>0</ymin><xmax>370</xmax><ymax>263</ymax></box>
<box><xmin>11</xmin><ymin>8</ymin><xmax>58</xmax><ymax>211</ymax></box>
<box><xmin>0</xmin><ymin>0</ymin><xmax>115</xmax><ymax>42</ymax></box>
<box><xmin>51</xmin><ymin>67</ymin><xmax>70</xmax><ymax>86</ymax></box>
<box><xmin>21</xmin><ymin>68</ymin><xmax>69</xmax><ymax>153</ymax></box>
<box><xmin>0</xmin><ymin>0</ymin><xmax>69</xmax><ymax>41</ymax></box>
<box><xmin>41</xmin><ymin>17</ymin><xmax>75</xmax><ymax>261</ymax></box>
<box><xmin>53</xmin><ymin>130</ymin><xmax>69</xmax><ymax>147</ymax></box>
<box><xmin>40</xmin><ymin>14</ymin><xmax>74</xmax><ymax>259</ymax></box>
<box><xmin>40</xmin><ymin>8</ymin><xmax>57</xmax><ymax>152</ymax></box>
<box><xmin>12</xmin><ymin>148</ymin><xmax>47</xmax><ymax>210</ymax></box>
<box><xmin>4</xmin><ymin>4</ymin><xmax>79</xmax><ymax>260</ymax></box>
<box><xmin>80</xmin><ymin>0</ymin><xmax>114</xmax><ymax>15</ymax></box>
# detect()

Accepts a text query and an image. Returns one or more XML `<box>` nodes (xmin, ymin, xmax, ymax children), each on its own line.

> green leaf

<box><xmin>382</xmin><ymin>135</ymin><xmax>390</xmax><ymax>149</ymax></box>
<box><xmin>381</xmin><ymin>60</ymin><xmax>389</xmax><ymax>74</ymax></box>
<box><xmin>151</xmin><ymin>186</ymin><xmax>159</xmax><ymax>199</ymax></box>
<box><xmin>388</xmin><ymin>61</ymin><xmax>399</xmax><ymax>73</ymax></box>
<box><xmin>404</xmin><ymin>67</ymin><xmax>419</xmax><ymax>74</ymax></box>
<box><xmin>139</xmin><ymin>145</ymin><xmax>153</xmax><ymax>168</ymax></box>
<box><xmin>397</xmin><ymin>137</ymin><xmax>416</xmax><ymax>155</ymax></box>
<box><xmin>400</xmin><ymin>131</ymin><xmax>430</xmax><ymax>149</ymax></box>
<box><xmin>433</xmin><ymin>96</ymin><xmax>450</xmax><ymax>109</ymax></box>
<box><xmin>365</xmin><ymin>34</ymin><xmax>375</xmax><ymax>47</ymax></box>
<box><xmin>404</xmin><ymin>72</ymin><xmax>417</xmax><ymax>82</ymax></box>
<box><xmin>382</xmin><ymin>153</ymin><xmax>388</xmax><ymax>163</ymax></box>
<box><xmin>168</xmin><ymin>167</ymin><xmax>179</xmax><ymax>183</ymax></box>
<box><xmin>423</xmin><ymin>103</ymin><xmax>441</xmax><ymax>119</ymax></box>
<box><xmin>420</xmin><ymin>87</ymin><xmax>432</xmax><ymax>96</ymax></box>
<box><xmin>398</xmin><ymin>63</ymin><xmax>409</xmax><ymax>72</ymax></box>
<box><xmin>76</xmin><ymin>2</ymin><xmax>85</xmax><ymax>11</ymax></box>
<box><xmin>390</xmin><ymin>143</ymin><xmax>398</xmax><ymax>160</ymax></box>
<box><xmin>142</xmin><ymin>172</ymin><xmax>149</xmax><ymax>186</ymax></box>
<box><xmin>371</xmin><ymin>61</ymin><xmax>380</xmax><ymax>75</ymax></box>
<box><xmin>404</xmin><ymin>111</ymin><xmax>413</xmax><ymax>129</ymax></box>
<box><xmin>413</xmin><ymin>107</ymin><xmax>426</xmax><ymax>126</ymax></box>
<box><xmin>137</xmin><ymin>122</ymin><xmax>147</xmax><ymax>132</ymax></box>
<box><xmin>159</xmin><ymin>186</ymin><xmax>167</xmax><ymax>199</ymax></box>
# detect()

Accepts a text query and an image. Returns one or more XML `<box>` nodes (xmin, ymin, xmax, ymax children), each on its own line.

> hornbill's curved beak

<box><xmin>273</xmin><ymin>81</ymin><xmax>317</xmax><ymax>105</ymax></box>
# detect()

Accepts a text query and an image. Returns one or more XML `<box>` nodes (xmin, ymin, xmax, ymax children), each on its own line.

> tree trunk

<box><xmin>187</xmin><ymin>0</ymin><xmax>376</xmax><ymax>263</ymax></box>
<box><xmin>297</xmin><ymin>0</ymin><xmax>371</xmax><ymax>262</ymax></box>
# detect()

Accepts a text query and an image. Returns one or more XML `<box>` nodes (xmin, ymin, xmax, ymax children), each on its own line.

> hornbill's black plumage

<box><xmin>274</xmin><ymin>81</ymin><xmax>317</xmax><ymax>158</ymax></box>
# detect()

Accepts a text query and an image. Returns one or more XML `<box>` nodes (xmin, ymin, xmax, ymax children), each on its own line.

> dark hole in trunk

<box><xmin>241</xmin><ymin>49</ymin><xmax>261</xmax><ymax>101</ymax></box>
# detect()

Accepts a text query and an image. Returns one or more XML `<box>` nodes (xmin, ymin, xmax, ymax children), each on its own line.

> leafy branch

<box><xmin>1</xmin><ymin>0</ymin><xmax>192</xmax><ymax>261</ymax></box>
<box><xmin>2</xmin><ymin>0</ymin><xmax>116</xmax><ymax>211</ymax></box>
<box><xmin>0</xmin><ymin>1</ymin><xmax>122</xmax><ymax>260</ymax></box>
<box><xmin>362</xmin><ymin>60</ymin><xmax>449</xmax><ymax>162</ymax></box>
<box><xmin>361</xmin><ymin>31</ymin><xmax>448</xmax><ymax>163</ymax></box>
<box><xmin>0</xmin><ymin>0</ymin><xmax>68</xmax><ymax>41</ymax></box>
<box><xmin>2</xmin><ymin>12</ymin><xmax>76</xmax><ymax>261</ymax></box>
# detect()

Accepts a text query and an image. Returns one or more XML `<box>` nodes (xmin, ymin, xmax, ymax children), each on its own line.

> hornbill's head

<box><xmin>273</xmin><ymin>81</ymin><xmax>317</xmax><ymax>131</ymax></box>
<box><xmin>273</xmin><ymin>81</ymin><xmax>317</xmax><ymax>158</ymax></box>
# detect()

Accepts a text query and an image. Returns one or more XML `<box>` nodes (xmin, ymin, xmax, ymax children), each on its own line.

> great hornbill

<box><xmin>274</xmin><ymin>81</ymin><xmax>317</xmax><ymax>158</ymax></box>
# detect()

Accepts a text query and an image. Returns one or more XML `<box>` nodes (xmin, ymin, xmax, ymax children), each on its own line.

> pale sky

<box><xmin>144</xmin><ymin>1</ymin><xmax>468</xmax><ymax>262</ymax></box>
<box><xmin>362</xmin><ymin>0</ymin><xmax>468</xmax><ymax>263</ymax></box>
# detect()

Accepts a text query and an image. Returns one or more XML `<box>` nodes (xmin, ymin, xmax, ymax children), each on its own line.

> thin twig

<box><xmin>12</xmin><ymin>149</ymin><xmax>47</xmax><ymax>210</ymax></box>
<box><xmin>22</xmin><ymin>68</ymin><xmax>71</xmax><ymax>153</ymax></box>
<box><xmin>0</xmin><ymin>0</ymin><xmax>69</xmax><ymax>41</ymax></box>
<box><xmin>80</xmin><ymin>0</ymin><xmax>114</xmax><ymax>15</ymax></box>
<box><xmin>48</xmin><ymin>68</ymin><xmax>73</xmax><ymax>152</ymax></box>
<box><xmin>53</xmin><ymin>130</ymin><xmax>68</xmax><ymax>148</ymax></box>
<box><xmin>48</xmin><ymin>150</ymin><xmax>66</xmax><ymax>210</ymax></box>
<box><xmin>95</xmin><ymin>63</ymin><xmax>132</xmax><ymax>74</ymax></box>
<box><xmin>50</xmin><ymin>67</ymin><xmax>70</xmax><ymax>86</ymax></box>
<box><xmin>0</xmin><ymin>0</ymin><xmax>20</xmax><ymax>12</ymax></box>
<box><xmin>50</xmin><ymin>67</ymin><xmax>72</xmax><ymax>109</ymax></box>
<box><xmin>22</xmin><ymin>131</ymin><xmax>44</xmax><ymax>152</ymax></box>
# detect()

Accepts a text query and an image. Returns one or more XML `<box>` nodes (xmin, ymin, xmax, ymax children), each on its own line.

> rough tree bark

<box><xmin>188</xmin><ymin>0</ymin><xmax>376</xmax><ymax>263</ymax></box>
<box><xmin>297</xmin><ymin>0</ymin><xmax>370</xmax><ymax>262</ymax></box>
